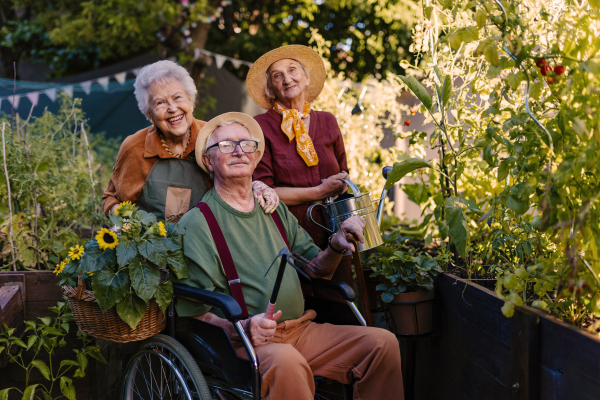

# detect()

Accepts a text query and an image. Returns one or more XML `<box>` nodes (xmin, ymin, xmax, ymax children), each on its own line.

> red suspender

<box><xmin>196</xmin><ymin>202</ymin><xmax>289</xmax><ymax>319</ymax></box>
<box><xmin>197</xmin><ymin>202</ymin><xmax>249</xmax><ymax>319</ymax></box>
<box><xmin>270</xmin><ymin>211</ymin><xmax>289</xmax><ymax>250</ymax></box>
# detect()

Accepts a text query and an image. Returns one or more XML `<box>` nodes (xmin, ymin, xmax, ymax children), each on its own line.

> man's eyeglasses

<box><xmin>206</xmin><ymin>140</ymin><xmax>259</xmax><ymax>154</ymax></box>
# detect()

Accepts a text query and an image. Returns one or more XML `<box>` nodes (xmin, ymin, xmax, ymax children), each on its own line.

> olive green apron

<box><xmin>135</xmin><ymin>156</ymin><xmax>209</xmax><ymax>222</ymax></box>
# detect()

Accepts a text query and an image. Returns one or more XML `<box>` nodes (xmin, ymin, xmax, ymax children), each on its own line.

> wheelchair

<box><xmin>120</xmin><ymin>273</ymin><xmax>368</xmax><ymax>400</ymax></box>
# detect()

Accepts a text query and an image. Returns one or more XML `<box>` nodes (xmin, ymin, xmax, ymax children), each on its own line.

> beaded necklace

<box><xmin>159</xmin><ymin>130</ymin><xmax>191</xmax><ymax>159</ymax></box>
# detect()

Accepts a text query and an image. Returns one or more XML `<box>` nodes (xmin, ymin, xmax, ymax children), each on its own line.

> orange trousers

<box><xmin>236</xmin><ymin>310</ymin><xmax>404</xmax><ymax>400</ymax></box>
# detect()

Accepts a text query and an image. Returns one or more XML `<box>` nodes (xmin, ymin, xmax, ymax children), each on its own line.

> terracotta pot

<box><xmin>388</xmin><ymin>290</ymin><xmax>434</xmax><ymax>335</ymax></box>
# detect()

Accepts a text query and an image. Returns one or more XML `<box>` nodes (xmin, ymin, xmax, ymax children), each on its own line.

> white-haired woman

<box><xmin>102</xmin><ymin>60</ymin><xmax>278</xmax><ymax>222</ymax></box>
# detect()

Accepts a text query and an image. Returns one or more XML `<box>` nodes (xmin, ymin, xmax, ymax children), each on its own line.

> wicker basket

<box><xmin>62</xmin><ymin>269</ymin><xmax>168</xmax><ymax>343</ymax></box>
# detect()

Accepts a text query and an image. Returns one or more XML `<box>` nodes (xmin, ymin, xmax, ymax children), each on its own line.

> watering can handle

<box><xmin>306</xmin><ymin>204</ymin><xmax>335</xmax><ymax>234</ymax></box>
<box><xmin>340</xmin><ymin>178</ymin><xmax>361</xmax><ymax>195</ymax></box>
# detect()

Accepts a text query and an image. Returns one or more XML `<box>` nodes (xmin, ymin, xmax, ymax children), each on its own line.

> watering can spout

<box><xmin>376</xmin><ymin>166</ymin><xmax>393</xmax><ymax>226</ymax></box>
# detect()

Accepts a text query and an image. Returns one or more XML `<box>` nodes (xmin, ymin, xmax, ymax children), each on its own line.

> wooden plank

<box><xmin>509</xmin><ymin>306</ymin><xmax>540</xmax><ymax>400</ymax></box>
<box><xmin>23</xmin><ymin>271</ymin><xmax>62</xmax><ymax>302</ymax></box>
<box><xmin>0</xmin><ymin>285</ymin><xmax>25</xmax><ymax>368</ymax></box>
<box><xmin>538</xmin><ymin>314</ymin><xmax>600</xmax><ymax>400</ymax></box>
<box><xmin>438</xmin><ymin>273</ymin><xmax>512</xmax><ymax>344</ymax></box>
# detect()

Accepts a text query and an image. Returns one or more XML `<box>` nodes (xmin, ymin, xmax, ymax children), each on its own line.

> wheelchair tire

<box><xmin>121</xmin><ymin>334</ymin><xmax>213</xmax><ymax>400</ymax></box>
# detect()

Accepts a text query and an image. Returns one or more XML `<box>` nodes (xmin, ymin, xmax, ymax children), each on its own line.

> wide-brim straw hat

<box><xmin>246</xmin><ymin>45</ymin><xmax>326</xmax><ymax>110</ymax></box>
<box><xmin>195</xmin><ymin>112</ymin><xmax>265</xmax><ymax>173</ymax></box>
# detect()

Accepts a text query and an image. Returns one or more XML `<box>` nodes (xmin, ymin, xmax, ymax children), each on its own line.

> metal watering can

<box><xmin>307</xmin><ymin>167</ymin><xmax>392</xmax><ymax>252</ymax></box>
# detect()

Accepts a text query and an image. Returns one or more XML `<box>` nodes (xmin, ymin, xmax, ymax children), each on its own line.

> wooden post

<box><xmin>509</xmin><ymin>306</ymin><xmax>540</xmax><ymax>400</ymax></box>
<box><xmin>351</xmin><ymin>239</ymin><xmax>373</xmax><ymax>326</ymax></box>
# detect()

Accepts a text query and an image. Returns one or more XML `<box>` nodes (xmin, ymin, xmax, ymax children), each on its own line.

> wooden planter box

<box><xmin>0</xmin><ymin>271</ymin><xmax>106</xmax><ymax>400</ymax></box>
<box><xmin>411</xmin><ymin>273</ymin><xmax>600</xmax><ymax>400</ymax></box>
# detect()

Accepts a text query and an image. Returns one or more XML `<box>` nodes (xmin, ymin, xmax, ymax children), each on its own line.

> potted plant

<box><xmin>365</xmin><ymin>234</ymin><xmax>442</xmax><ymax>335</ymax></box>
<box><xmin>54</xmin><ymin>202</ymin><xmax>188</xmax><ymax>342</ymax></box>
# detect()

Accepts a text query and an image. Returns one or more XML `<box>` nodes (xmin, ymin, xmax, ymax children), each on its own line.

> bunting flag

<box><xmin>96</xmin><ymin>77</ymin><xmax>109</xmax><ymax>91</ymax></box>
<box><xmin>26</xmin><ymin>92</ymin><xmax>39</xmax><ymax>106</ymax></box>
<box><xmin>0</xmin><ymin>49</ymin><xmax>253</xmax><ymax>111</ymax></box>
<box><xmin>80</xmin><ymin>81</ymin><xmax>93</xmax><ymax>95</ymax></box>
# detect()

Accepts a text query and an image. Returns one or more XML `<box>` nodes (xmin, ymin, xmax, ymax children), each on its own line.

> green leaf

<box><xmin>497</xmin><ymin>160</ymin><xmax>509</xmax><ymax>182</ymax></box>
<box><xmin>91</xmin><ymin>269</ymin><xmax>131</xmax><ymax>312</ymax></box>
<box><xmin>12</xmin><ymin>338</ymin><xmax>27</xmax><ymax>348</ymax></box>
<box><xmin>506</xmin><ymin>195</ymin><xmax>528</xmax><ymax>216</ymax></box>
<box><xmin>385</xmin><ymin>158</ymin><xmax>432</xmax><ymax>189</ymax></box>
<box><xmin>59</xmin><ymin>359</ymin><xmax>79</xmax><ymax>368</ymax></box>
<box><xmin>60</xmin><ymin>377</ymin><xmax>76</xmax><ymax>400</ymax></box>
<box><xmin>154</xmin><ymin>281</ymin><xmax>174</xmax><ymax>312</ymax></box>
<box><xmin>86</xmin><ymin>348</ymin><xmax>108</xmax><ymax>364</ymax></box>
<box><xmin>381</xmin><ymin>292</ymin><xmax>395</xmax><ymax>303</ymax></box>
<box><xmin>475</xmin><ymin>7</ymin><xmax>487</xmax><ymax>29</ymax></box>
<box><xmin>0</xmin><ymin>389</ymin><xmax>11</xmax><ymax>400</ymax></box>
<box><xmin>137</xmin><ymin>210</ymin><xmax>156</xmax><ymax>226</ymax></box>
<box><xmin>442</xmin><ymin>75</ymin><xmax>452</xmax><ymax>107</ymax></box>
<box><xmin>445</xmin><ymin>196</ymin><xmax>468</xmax><ymax>258</ymax></box>
<box><xmin>138</xmin><ymin>238</ymin><xmax>167</xmax><ymax>267</ymax></box>
<box><xmin>165</xmin><ymin>221</ymin><xmax>185</xmax><ymax>236</ymax></box>
<box><xmin>116</xmin><ymin>239</ymin><xmax>138</xmax><ymax>267</ymax></box>
<box><xmin>166</xmin><ymin>250</ymin><xmax>188</xmax><ymax>279</ymax></box>
<box><xmin>31</xmin><ymin>359</ymin><xmax>50</xmax><ymax>380</ymax></box>
<box><xmin>39</xmin><ymin>317</ymin><xmax>51</xmax><ymax>326</ymax></box>
<box><xmin>21</xmin><ymin>385</ymin><xmax>39</xmax><ymax>400</ymax></box>
<box><xmin>27</xmin><ymin>335</ymin><xmax>38</xmax><ymax>350</ymax></box>
<box><xmin>399</xmin><ymin>75</ymin><xmax>433</xmax><ymax>112</ymax></box>
<box><xmin>162</xmin><ymin>237</ymin><xmax>180</xmax><ymax>252</ymax></box>
<box><xmin>129</xmin><ymin>258</ymin><xmax>160</xmax><ymax>303</ymax></box>
<box><xmin>77</xmin><ymin>352</ymin><xmax>88</xmax><ymax>375</ymax></box>
<box><xmin>116</xmin><ymin>293</ymin><xmax>147</xmax><ymax>330</ymax></box>
<box><xmin>79</xmin><ymin>241</ymin><xmax>116</xmax><ymax>273</ymax></box>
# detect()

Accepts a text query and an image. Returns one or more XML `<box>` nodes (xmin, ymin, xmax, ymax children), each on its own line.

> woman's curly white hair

<box><xmin>134</xmin><ymin>60</ymin><xmax>197</xmax><ymax>120</ymax></box>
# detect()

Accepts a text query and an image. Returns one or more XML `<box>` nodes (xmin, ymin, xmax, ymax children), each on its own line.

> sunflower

<box><xmin>53</xmin><ymin>259</ymin><xmax>68</xmax><ymax>276</ymax></box>
<box><xmin>96</xmin><ymin>228</ymin><xmax>119</xmax><ymax>250</ymax></box>
<box><xmin>114</xmin><ymin>201</ymin><xmax>133</xmax><ymax>216</ymax></box>
<box><xmin>68</xmin><ymin>244</ymin><xmax>84</xmax><ymax>260</ymax></box>
<box><xmin>156</xmin><ymin>221</ymin><xmax>167</xmax><ymax>237</ymax></box>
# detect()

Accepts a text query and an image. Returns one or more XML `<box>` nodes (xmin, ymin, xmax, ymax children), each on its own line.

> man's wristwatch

<box><xmin>328</xmin><ymin>234</ymin><xmax>346</xmax><ymax>254</ymax></box>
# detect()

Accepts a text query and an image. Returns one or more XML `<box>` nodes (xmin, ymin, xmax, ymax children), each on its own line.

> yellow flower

<box><xmin>157</xmin><ymin>221</ymin><xmax>167</xmax><ymax>237</ymax></box>
<box><xmin>53</xmin><ymin>259</ymin><xmax>67</xmax><ymax>276</ymax></box>
<box><xmin>96</xmin><ymin>228</ymin><xmax>119</xmax><ymax>250</ymax></box>
<box><xmin>88</xmin><ymin>272</ymin><xmax>94</xmax><ymax>277</ymax></box>
<box><xmin>68</xmin><ymin>245</ymin><xmax>84</xmax><ymax>260</ymax></box>
<box><xmin>114</xmin><ymin>201</ymin><xmax>132</xmax><ymax>216</ymax></box>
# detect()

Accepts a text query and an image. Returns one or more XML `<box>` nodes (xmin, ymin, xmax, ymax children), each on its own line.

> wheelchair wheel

<box><xmin>121</xmin><ymin>334</ymin><xmax>212</xmax><ymax>400</ymax></box>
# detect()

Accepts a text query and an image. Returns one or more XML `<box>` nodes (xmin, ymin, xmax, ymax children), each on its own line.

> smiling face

<box><xmin>147</xmin><ymin>79</ymin><xmax>194</xmax><ymax>139</ymax></box>
<box><xmin>202</xmin><ymin>123</ymin><xmax>261</xmax><ymax>181</ymax></box>
<box><xmin>267</xmin><ymin>59</ymin><xmax>310</xmax><ymax>105</ymax></box>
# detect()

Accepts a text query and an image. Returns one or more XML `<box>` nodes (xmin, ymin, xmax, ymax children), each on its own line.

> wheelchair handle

<box><xmin>265</xmin><ymin>302</ymin><xmax>276</xmax><ymax>320</ymax></box>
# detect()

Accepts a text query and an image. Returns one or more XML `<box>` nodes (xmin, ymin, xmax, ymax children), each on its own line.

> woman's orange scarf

<box><xmin>273</xmin><ymin>101</ymin><xmax>319</xmax><ymax>167</ymax></box>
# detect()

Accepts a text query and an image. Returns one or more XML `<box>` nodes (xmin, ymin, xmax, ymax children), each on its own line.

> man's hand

<box><xmin>318</xmin><ymin>171</ymin><xmax>349</xmax><ymax>199</ymax></box>
<box><xmin>330</xmin><ymin>216</ymin><xmax>366</xmax><ymax>253</ymax></box>
<box><xmin>252</xmin><ymin>181</ymin><xmax>280</xmax><ymax>214</ymax></box>
<box><xmin>248</xmin><ymin>310</ymin><xmax>282</xmax><ymax>347</ymax></box>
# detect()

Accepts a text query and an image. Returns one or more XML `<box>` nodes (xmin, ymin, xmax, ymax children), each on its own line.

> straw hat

<box><xmin>195</xmin><ymin>112</ymin><xmax>265</xmax><ymax>173</ymax></box>
<box><xmin>246</xmin><ymin>45</ymin><xmax>326</xmax><ymax>110</ymax></box>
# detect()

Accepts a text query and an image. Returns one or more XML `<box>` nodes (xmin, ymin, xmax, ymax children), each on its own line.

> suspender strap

<box><xmin>196</xmin><ymin>202</ymin><xmax>249</xmax><ymax>319</ymax></box>
<box><xmin>270</xmin><ymin>212</ymin><xmax>289</xmax><ymax>250</ymax></box>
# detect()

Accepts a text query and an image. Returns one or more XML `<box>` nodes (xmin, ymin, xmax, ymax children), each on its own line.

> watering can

<box><xmin>307</xmin><ymin>166</ymin><xmax>393</xmax><ymax>252</ymax></box>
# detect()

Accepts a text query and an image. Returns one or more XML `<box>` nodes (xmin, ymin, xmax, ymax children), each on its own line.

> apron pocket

<box><xmin>165</xmin><ymin>185</ymin><xmax>192</xmax><ymax>222</ymax></box>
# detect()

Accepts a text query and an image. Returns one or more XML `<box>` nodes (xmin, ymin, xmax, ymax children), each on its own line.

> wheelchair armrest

<box><xmin>299</xmin><ymin>275</ymin><xmax>356</xmax><ymax>301</ymax></box>
<box><xmin>173</xmin><ymin>284</ymin><xmax>243</xmax><ymax>323</ymax></box>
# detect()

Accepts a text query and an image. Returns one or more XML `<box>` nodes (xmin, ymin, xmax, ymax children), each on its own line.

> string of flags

<box><xmin>0</xmin><ymin>48</ymin><xmax>252</xmax><ymax>111</ymax></box>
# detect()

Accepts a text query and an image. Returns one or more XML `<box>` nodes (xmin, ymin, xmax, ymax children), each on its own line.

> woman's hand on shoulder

<box><xmin>318</xmin><ymin>172</ymin><xmax>349</xmax><ymax>199</ymax></box>
<box><xmin>252</xmin><ymin>181</ymin><xmax>280</xmax><ymax>214</ymax></box>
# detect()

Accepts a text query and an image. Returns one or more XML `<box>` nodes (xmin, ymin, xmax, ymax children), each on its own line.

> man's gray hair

<box><xmin>204</xmin><ymin>120</ymin><xmax>259</xmax><ymax>152</ymax></box>
<box><xmin>264</xmin><ymin>59</ymin><xmax>310</xmax><ymax>100</ymax></box>
<box><xmin>134</xmin><ymin>60</ymin><xmax>198</xmax><ymax>120</ymax></box>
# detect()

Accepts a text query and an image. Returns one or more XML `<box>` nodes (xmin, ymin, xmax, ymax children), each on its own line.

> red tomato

<box><xmin>536</xmin><ymin>59</ymin><xmax>547</xmax><ymax>68</ymax></box>
<box><xmin>546</xmin><ymin>77</ymin><xmax>557</xmax><ymax>85</ymax></box>
<box><xmin>404</xmin><ymin>120</ymin><xmax>411</xmax><ymax>126</ymax></box>
<box><xmin>554</xmin><ymin>65</ymin><xmax>565</xmax><ymax>76</ymax></box>
<box><xmin>541</xmin><ymin>65</ymin><xmax>552</xmax><ymax>76</ymax></box>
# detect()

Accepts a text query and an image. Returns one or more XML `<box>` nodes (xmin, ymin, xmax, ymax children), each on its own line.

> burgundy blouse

<box><xmin>253</xmin><ymin>108</ymin><xmax>348</xmax><ymax>249</ymax></box>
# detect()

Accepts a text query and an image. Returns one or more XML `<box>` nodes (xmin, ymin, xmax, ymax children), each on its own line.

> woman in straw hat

<box><xmin>102</xmin><ymin>60</ymin><xmax>279</xmax><ymax>222</ymax></box>
<box><xmin>247</xmin><ymin>45</ymin><xmax>353</xmax><ymax>287</ymax></box>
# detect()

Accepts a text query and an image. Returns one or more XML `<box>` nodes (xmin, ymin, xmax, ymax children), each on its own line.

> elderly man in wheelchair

<box><xmin>121</xmin><ymin>112</ymin><xmax>404</xmax><ymax>400</ymax></box>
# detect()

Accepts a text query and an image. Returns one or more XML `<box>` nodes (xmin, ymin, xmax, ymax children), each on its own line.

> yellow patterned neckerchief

<box><xmin>273</xmin><ymin>101</ymin><xmax>319</xmax><ymax>167</ymax></box>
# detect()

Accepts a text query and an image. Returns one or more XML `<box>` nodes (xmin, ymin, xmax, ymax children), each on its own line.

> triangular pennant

<box><xmin>96</xmin><ymin>77</ymin><xmax>109</xmax><ymax>91</ymax></box>
<box><xmin>26</xmin><ymin>92</ymin><xmax>39</xmax><ymax>107</ymax></box>
<box><xmin>114</xmin><ymin>72</ymin><xmax>127</xmax><ymax>84</ymax></box>
<box><xmin>132</xmin><ymin>68</ymin><xmax>142</xmax><ymax>76</ymax></box>
<box><xmin>8</xmin><ymin>95</ymin><xmax>20</xmax><ymax>109</ymax></box>
<box><xmin>44</xmin><ymin>88</ymin><xmax>57</xmax><ymax>102</ymax></box>
<box><xmin>79</xmin><ymin>81</ymin><xmax>93</xmax><ymax>95</ymax></box>
<box><xmin>215</xmin><ymin>54</ymin><xmax>226</xmax><ymax>69</ymax></box>
<box><xmin>62</xmin><ymin>85</ymin><xmax>73</xmax><ymax>97</ymax></box>
<box><xmin>231</xmin><ymin>59</ymin><xmax>242</xmax><ymax>69</ymax></box>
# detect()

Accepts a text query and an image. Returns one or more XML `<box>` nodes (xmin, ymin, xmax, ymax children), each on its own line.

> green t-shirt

<box><xmin>173</xmin><ymin>188</ymin><xmax>321</xmax><ymax>322</ymax></box>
